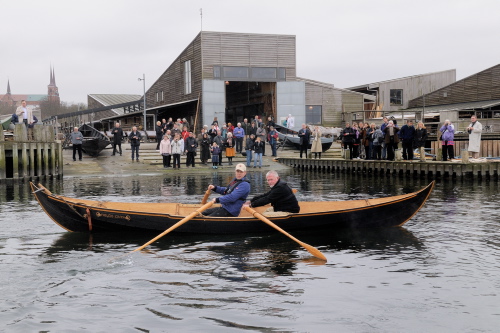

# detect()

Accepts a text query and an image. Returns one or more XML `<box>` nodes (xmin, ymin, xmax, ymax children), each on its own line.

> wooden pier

<box><xmin>277</xmin><ymin>156</ymin><xmax>500</xmax><ymax>181</ymax></box>
<box><xmin>0</xmin><ymin>124</ymin><xmax>63</xmax><ymax>181</ymax></box>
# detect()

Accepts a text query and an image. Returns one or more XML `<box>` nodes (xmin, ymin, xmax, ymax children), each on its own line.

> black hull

<box><xmin>31</xmin><ymin>182</ymin><xmax>434</xmax><ymax>235</ymax></box>
<box><xmin>79</xmin><ymin>124</ymin><xmax>111</xmax><ymax>156</ymax></box>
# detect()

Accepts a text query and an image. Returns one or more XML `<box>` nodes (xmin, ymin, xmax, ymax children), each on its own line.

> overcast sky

<box><xmin>2</xmin><ymin>0</ymin><xmax>499</xmax><ymax>105</ymax></box>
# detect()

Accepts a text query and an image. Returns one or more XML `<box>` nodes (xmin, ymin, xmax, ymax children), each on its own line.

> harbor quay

<box><xmin>2</xmin><ymin>128</ymin><xmax>499</xmax><ymax>182</ymax></box>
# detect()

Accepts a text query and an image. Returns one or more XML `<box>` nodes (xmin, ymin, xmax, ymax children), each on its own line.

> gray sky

<box><xmin>2</xmin><ymin>0</ymin><xmax>499</xmax><ymax>105</ymax></box>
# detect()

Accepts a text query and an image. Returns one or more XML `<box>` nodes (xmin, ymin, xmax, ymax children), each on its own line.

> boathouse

<box><xmin>134</xmin><ymin>31</ymin><xmax>371</xmax><ymax>131</ymax></box>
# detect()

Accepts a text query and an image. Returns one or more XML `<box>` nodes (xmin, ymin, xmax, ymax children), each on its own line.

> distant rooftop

<box><xmin>347</xmin><ymin>69</ymin><xmax>456</xmax><ymax>90</ymax></box>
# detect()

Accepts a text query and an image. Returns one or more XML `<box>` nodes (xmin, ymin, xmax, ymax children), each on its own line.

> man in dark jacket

<box><xmin>184</xmin><ymin>132</ymin><xmax>198</xmax><ymax>167</ymax></box>
<box><xmin>298</xmin><ymin>123</ymin><xmax>311</xmax><ymax>158</ymax></box>
<box><xmin>128</xmin><ymin>126</ymin><xmax>142</xmax><ymax>161</ymax></box>
<box><xmin>111</xmin><ymin>122</ymin><xmax>124</xmax><ymax>156</ymax></box>
<box><xmin>245</xmin><ymin>170</ymin><xmax>300</xmax><ymax>213</ymax></box>
<box><xmin>341</xmin><ymin>122</ymin><xmax>356</xmax><ymax>159</ymax></box>
<box><xmin>398</xmin><ymin>120</ymin><xmax>416</xmax><ymax>160</ymax></box>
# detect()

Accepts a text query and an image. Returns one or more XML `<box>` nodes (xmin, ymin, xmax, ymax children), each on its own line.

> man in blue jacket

<box><xmin>233</xmin><ymin>122</ymin><xmax>245</xmax><ymax>153</ymax></box>
<box><xmin>203</xmin><ymin>163</ymin><xmax>251</xmax><ymax>217</ymax></box>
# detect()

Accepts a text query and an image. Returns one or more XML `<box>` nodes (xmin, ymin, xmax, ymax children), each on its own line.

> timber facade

<box><xmin>145</xmin><ymin>31</ymin><xmax>366</xmax><ymax>131</ymax></box>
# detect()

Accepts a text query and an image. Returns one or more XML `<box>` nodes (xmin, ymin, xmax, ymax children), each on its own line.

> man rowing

<box><xmin>244</xmin><ymin>170</ymin><xmax>300</xmax><ymax>213</ymax></box>
<box><xmin>203</xmin><ymin>163</ymin><xmax>251</xmax><ymax>217</ymax></box>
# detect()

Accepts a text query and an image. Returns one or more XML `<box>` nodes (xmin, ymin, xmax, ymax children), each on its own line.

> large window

<box><xmin>390</xmin><ymin>89</ymin><xmax>403</xmax><ymax>105</ymax></box>
<box><xmin>213</xmin><ymin>66</ymin><xmax>286</xmax><ymax>81</ymax></box>
<box><xmin>306</xmin><ymin>105</ymin><xmax>322</xmax><ymax>124</ymax></box>
<box><xmin>184</xmin><ymin>60</ymin><xmax>192</xmax><ymax>95</ymax></box>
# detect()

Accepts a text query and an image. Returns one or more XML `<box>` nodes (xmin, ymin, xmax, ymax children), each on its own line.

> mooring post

<box><xmin>344</xmin><ymin>149</ymin><xmax>350</xmax><ymax>160</ymax></box>
<box><xmin>462</xmin><ymin>149</ymin><xmax>469</xmax><ymax>164</ymax></box>
<box><xmin>419</xmin><ymin>146</ymin><xmax>426</xmax><ymax>162</ymax></box>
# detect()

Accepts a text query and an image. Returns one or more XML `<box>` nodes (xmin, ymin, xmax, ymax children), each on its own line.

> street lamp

<box><xmin>138</xmin><ymin>74</ymin><xmax>146</xmax><ymax>131</ymax></box>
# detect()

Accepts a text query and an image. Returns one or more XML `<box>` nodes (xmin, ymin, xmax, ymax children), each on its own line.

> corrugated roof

<box><xmin>347</xmin><ymin>69</ymin><xmax>456</xmax><ymax>90</ymax></box>
<box><xmin>88</xmin><ymin>94</ymin><xmax>142</xmax><ymax>116</ymax></box>
<box><xmin>405</xmin><ymin>99</ymin><xmax>500</xmax><ymax>112</ymax></box>
<box><xmin>296</xmin><ymin>77</ymin><xmax>376</xmax><ymax>101</ymax></box>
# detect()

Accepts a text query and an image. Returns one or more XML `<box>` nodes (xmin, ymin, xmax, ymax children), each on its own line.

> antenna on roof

<box><xmin>200</xmin><ymin>8</ymin><xmax>203</xmax><ymax>31</ymax></box>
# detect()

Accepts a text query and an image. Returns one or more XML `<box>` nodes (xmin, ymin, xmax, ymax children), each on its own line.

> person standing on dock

<box><xmin>467</xmin><ymin>115</ymin><xmax>483</xmax><ymax>159</ymax></box>
<box><xmin>70</xmin><ymin>127</ymin><xmax>83</xmax><ymax>162</ymax></box>
<box><xmin>440</xmin><ymin>120</ymin><xmax>455</xmax><ymax>161</ymax></box>
<box><xmin>399</xmin><ymin>120</ymin><xmax>416</xmax><ymax>161</ymax></box>
<box><xmin>16</xmin><ymin>100</ymin><xmax>33</xmax><ymax>127</ymax></box>
<box><xmin>185</xmin><ymin>132</ymin><xmax>198</xmax><ymax>168</ymax></box>
<box><xmin>256</xmin><ymin>124</ymin><xmax>267</xmax><ymax>156</ymax></box>
<box><xmin>171</xmin><ymin>133</ymin><xmax>183</xmax><ymax>169</ymax></box>
<box><xmin>155</xmin><ymin>121</ymin><xmax>163</xmax><ymax>150</ymax></box>
<box><xmin>233</xmin><ymin>122</ymin><xmax>245</xmax><ymax>153</ymax></box>
<box><xmin>268</xmin><ymin>125</ymin><xmax>279</xmax><ymax>157</ymax></box>
<box><xmin>111</xmin><ymin>122</ymin><xmax>124</xmax><ymax>156</ymax></box>
<box><xmin>286</xmin><ymin>114</ymin><xmax>295</xmax><ymax>134</ymax></box>
<box><xmin>383</xmin><ymin>120</ymin><xmax>400</xmax><ymax>161</ymax></box>
<box><xmin>311</xmin><ymin>126</ymin><xmax>322</xmax><ymax>159</ymax></box>
<box><xmin>245</xmin><ymin>133</ymin><xmax>255</xmax><ymax>167</ymax></box>
<box><xmin>128</xmin><ymin>126</ymin><xmax>142</xmax><ymax>161</ymax></box>
<box><xmin>414</xmin><ymin>122</ymin><xmax>428</xmax><ymax>149</ymax></box>
<box><xmin>380</xmin><ymin>116</ymin><xmax>389</xmax><ymax>159</ymax></box>
<box><xmin>341</xmin><ymin>122</ymin><xmax>355</xmax><ymax>159</ymax></box>
<box><xmin>371</xmin><ymin>126</ymin><xmax>384</xmax><ymax>160</ymax></box>
<box><xmin>298</xmin><ymin>124</ymin><xmax>311</xmax><ymax>158</ymax></box>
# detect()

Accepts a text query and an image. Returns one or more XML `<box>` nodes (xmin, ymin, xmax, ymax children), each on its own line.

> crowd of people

<box><xmin>126</xmin><ymin>115</ymin><xmax>282</xmax><ymax>168</ymax></box>
<box><xmin>340</xmin><ymin>115</ymin><xmax>483</xmax><ymax>161</ymax></box>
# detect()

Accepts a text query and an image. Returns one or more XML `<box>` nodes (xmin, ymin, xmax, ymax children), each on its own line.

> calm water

<box><xmin>0</xmin><ymin>171</ymin><xmax>499</xmax><ymax>332</ymax></box>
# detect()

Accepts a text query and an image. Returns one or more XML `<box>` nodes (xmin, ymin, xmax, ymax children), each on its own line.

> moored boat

<box><xmin>78</xmin><ymin>124</ymin><xmax>111</xmax><ymax>156</ymax></box>
<box><xmin>277</xmin><ymin>131</ymin><xmax>334</xmax><ymax>152</ymax></box>
<box><xmin>31</xmin><ymin>181</ymin><xmax>434</xmax><ymax>234</ymax></box>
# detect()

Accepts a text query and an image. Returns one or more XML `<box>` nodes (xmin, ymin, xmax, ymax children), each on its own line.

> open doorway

<box><xmin>224</xmin><ymin>81</ymin><xmax>276</xmax><ymax>124</ymax></box>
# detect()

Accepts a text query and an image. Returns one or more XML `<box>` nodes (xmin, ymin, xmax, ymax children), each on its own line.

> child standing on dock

<box><xmin>211</xmin><ymin>142</ymin><xmax>221</xmax><ymax>169</ymax></box>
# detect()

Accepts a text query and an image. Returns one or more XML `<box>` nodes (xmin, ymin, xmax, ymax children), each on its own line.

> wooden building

<box><xmin>406</xmin><ymin>64</ymin><xmax>500</xmax><ymax>130</ymax></box>
<box><xmin>142</xmin><ymin>31</ymin><xmax>368</xmax><ymax>131</ymax></box>
<box><xmin>347</xmin><ymin>70</ymin><xmax>456</xmax><ymax>113</ymax></box>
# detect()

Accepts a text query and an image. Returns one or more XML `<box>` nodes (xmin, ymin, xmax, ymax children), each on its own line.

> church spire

<box><xmin>52</xmin><ymin>66</ymin><xmax>56</xmax><ymax>86</ymax></box>
<box><xmin>7</xmin><ymin>79</ymin><xmax>11</xmax><ymax>94</ymax></box>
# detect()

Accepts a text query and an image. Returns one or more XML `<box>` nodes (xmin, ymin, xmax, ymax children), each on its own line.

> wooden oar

<box><xmin>201</xmin><ymin>188</ymin><xmax>212</xmax><ymax>204</ymax></box>
<box><xmin>244</xmin><ymin>206</ymin><xmax>327</xmax><ymax>261</ymax></box>
<box><xmin>131</xmin><ymin>201</ymin><xmax>214</xmax><ymax>253</ymax></box>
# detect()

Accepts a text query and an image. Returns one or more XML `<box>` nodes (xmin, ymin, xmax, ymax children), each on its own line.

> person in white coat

<box><xmin>466</xmin><ymin>115</ymin><xmax>482</xmax><ymax>159</ymax></box>
<box><xmin>286</xmin><ymin>114</ymin><xmax>295</xmax><ymax>130</ymax></box>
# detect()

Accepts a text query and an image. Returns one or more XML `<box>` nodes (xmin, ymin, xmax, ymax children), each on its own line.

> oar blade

<box><xmin>244</xmin><ymin>206</ymin><xmax>327</xmax><ymax>262</ymax></box>
<box><xmin>299</xmin><ymin>241</ymin><xmax>327</xmax><ymax>261</ymax></box>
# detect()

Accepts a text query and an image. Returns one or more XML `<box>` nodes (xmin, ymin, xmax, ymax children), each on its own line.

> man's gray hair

<box><xmin>266</xmin><ymin>170</ymin><xmax>279</xmax><ymax>178</ymax></box>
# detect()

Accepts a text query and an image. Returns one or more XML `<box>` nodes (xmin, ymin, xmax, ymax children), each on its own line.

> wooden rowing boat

<box><xmin>31</xmin><ymin>181</ymin><xmax>434</xmax><ymax>234</ymax></box>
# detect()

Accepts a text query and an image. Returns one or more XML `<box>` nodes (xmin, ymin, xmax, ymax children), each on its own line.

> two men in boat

<box><xmin>244</xmin><ymin>170</ymin><xmax>300</xmax><ymax>214</ymax></box>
